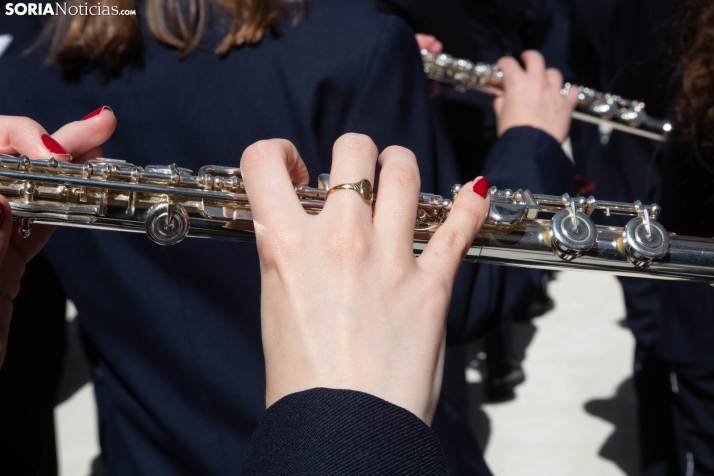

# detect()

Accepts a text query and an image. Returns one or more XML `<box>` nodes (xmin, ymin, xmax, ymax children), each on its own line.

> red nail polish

<box><xmin>81</xmin><ymin>106</ymin><xmax>112</xmax><ymax>120</ymax></box>
<box><xmin>472</xmin><ymin>176</ymin><xmax>490</xmax><ymax>198</ymax></box>
<box><xmin>41</xmin><ymin>134</ymin><xmax>69</xmax><ymax>156</ymax></box>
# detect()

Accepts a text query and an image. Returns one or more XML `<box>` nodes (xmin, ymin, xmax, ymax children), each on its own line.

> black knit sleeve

<box><xmin>241</xmin><ymin>388</ymin><xmax>449</xmax><ymax>475</ymax></box>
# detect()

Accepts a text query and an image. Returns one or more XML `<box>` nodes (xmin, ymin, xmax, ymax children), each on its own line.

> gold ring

<box><xmin>326</xmin><ymin>179</ymin><xmax>373</xmax><ymax>204</ymax></box>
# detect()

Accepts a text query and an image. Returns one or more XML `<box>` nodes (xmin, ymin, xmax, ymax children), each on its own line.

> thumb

<box><xmin>52</xmin><ymin>106</ymin><xmax>117</xmax><ymax>158</ymax></box>
<box><xmin>492</xmin><ymin>95</ymin><xmax>505</xmax><ymax>117</ymax></box>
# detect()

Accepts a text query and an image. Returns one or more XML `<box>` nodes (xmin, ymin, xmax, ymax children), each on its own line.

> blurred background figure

<box><xmin>597</xmin><ymin>0</ymin><xmax>714</xmax><ymax>474</ymax></box>
<box><xmin>377</xmin><ymin>0</ymin><xmax>567</xmax><ymax>410</ymax></box>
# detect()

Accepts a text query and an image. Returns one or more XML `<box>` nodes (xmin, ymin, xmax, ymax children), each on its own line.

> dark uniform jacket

<box><xmin>595</xmin><ymin>0</ymin><xmax>714</xmax><ymax>368</ymax></box>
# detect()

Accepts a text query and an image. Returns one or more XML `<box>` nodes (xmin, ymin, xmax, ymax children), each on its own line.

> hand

<box><xmin>493</xmin><ymin>50</ymin><xmax>579</xmax><ymax>143</ymax></box>
<box><xmin>241</xmin><ymin>133</ymin><xmax>490</xmax><ymax>424</ymax></box>
<box><xmin>416</xmin><ymin>34</ymin><xmax>442</xmax><ymax>98</ymax></box>
<box><xmin>415</xmin><ymin>34</ymin><xmax>442</xmax><ymax>54</ymax></box>
<box><xmin>0</xmin><ymin>109</ymin><xmax>116</xmax><ymax>368</ymax></box>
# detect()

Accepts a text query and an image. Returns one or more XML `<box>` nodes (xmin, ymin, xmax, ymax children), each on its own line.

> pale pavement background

<box><xmin>55</xmin><ymin>271</ymin><xmax>637</xmax><ymax>475</ymax></box>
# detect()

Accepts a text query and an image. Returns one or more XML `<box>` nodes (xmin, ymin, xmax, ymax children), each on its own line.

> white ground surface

<box><xmin>56</xmin><ymin>385</ymin><xmax>99</xmax><ymax>476</ymax></box>
<box><xmin>479</xmin><ymin>271</ymin><xmax>637</xmax><ymax>475</ymax></box>
<box><xmin>55</xmin><ymin>271</ymin><xmax>637</xmax><ymax>476</ymax></box>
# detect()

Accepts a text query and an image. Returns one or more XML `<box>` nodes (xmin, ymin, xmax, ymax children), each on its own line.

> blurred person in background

<box><xmin>377</xmin><ymin>0</ymin><xmax>575</xmax><ymax>409</ymax></box>
<box><xmin>587</xmin><ymin>0</ymin><xmax>714</xmax><ymax>473</ymax></box>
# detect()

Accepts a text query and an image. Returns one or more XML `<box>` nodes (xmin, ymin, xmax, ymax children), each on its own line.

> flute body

<box><xmin>2</xmin><ymin>155</ymin><xmax>713</xmax><ymax>283</ymax></box>
<box><xmin>421</xmin><ymin>50</ymin><xmax>673</xmax><ymax>142</ymax></box>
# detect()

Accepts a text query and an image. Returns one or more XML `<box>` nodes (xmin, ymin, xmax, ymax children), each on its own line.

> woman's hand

<box><xmin>416</xmin><ymin>34</ymin><xmax>443</xmax><ymax>54</ymax></box>
<box><xmin>493</xmin><ymin>50</ymin><xmax>579</xmax><ymax>143</ymax></box>
<box><xmin>241</xmin><ymin>133</ymin><xmax>490</xmax><ymax>424</ymax></box>
<box><xmin>0</xmin><ymin>109</ymin><xmax>116</xmax><ymax>368</ymax></box>
<box><xmin>416</xmin><ymin>34</ymin><xmax>442</xmax><ymax>98</ymax></box>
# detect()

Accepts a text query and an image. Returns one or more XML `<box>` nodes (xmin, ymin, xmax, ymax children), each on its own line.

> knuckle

<box><xmin>15</xmin><ymin>116</ymin><xmax>36</xmax><ymax>129</ymax></box>
<box><xmin>258</xmin><ymin>229</ymin><xmax>303</xmax><ymax>270</ymax></box>
<box><xmin>456</xmin><ymin>195</ymin><xmax>488</xmax><ymax>224</ymax></box>
<box><xmin>323</xmin><ymin>223</ymin><xmax>370</xmax><ymax>260</ymax></box>
<box><xmin>17</xmin><ymin>117</ymin><xmax>46</xmax><ymax>138</ymax></box>
<box><xmin>382</xmin><ymin>145</ymin><xmax>416</xmax><ymax>162</ymax></box>
<box><xmin>334</xmin><ymin>133</ymin><xmax>378</xmax><ymax>156</ymax></box>
<box><xmin>241</xmin><ymin>140</ymin><xmax>276</xmax><ymax>168</ymax></box>
<box><xmin>547</xmin><ymin>68</ymin><xmax>563</xmax><ymax>81</ymax></box>
<box><xmin>442</xmin><ymin>228</ymin><xmax>471</xmax><ymax>256</ymax></box>
<box><xmin>381</xmin><ymin>159</ymin><xmax>420</xmax><ymax>193</ymax></box>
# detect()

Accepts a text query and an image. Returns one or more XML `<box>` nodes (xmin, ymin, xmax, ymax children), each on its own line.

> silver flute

<box><xmin>421</xmin><ymin>50</ymin><xmax>672</xmax><ymax>142</ymax></box>
<box><xmin>1</xmin><ymin>154</ymin><xmax>713</xmax><ymax>283</ymax></box>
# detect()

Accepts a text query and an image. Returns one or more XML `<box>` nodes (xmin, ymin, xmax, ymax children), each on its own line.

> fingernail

<box><xmin>81</xmin><ymin>106</ymin><xmax>112</xmax><ymax>120</ymax></box>
<box><xmin>41</xmin><ymin>134</ymin><xmax>69</xmax><ymax>156</ymax></box>
<box><xmin>0</xmin><ymin>202</ymin><xmax>4</xmax><ymax>227</ymax></box>
<box><xmin>472</xmin><ymin>176</ymin><xmax>490</xmax><ymax>198</ymax></box>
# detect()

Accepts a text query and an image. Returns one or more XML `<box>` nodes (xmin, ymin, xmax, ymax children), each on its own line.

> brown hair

<box><xmin>41</xmin><ymin>0</ymin><xmax>307</xmax><ymax>70</ymax></box>
<box><xmin>675</xmin><ymin>0</ymin><xmax>714</xmax><ymax>165</ymax></box>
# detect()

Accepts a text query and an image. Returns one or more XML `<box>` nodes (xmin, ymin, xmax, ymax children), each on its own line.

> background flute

<box><xmin>1</xmin><ymin>155</ymin><xmax>712</xmax><ymax>283</ymax></box>
<box><xmin>421</xmin><ymin>50</ymin><xmax>673</xmax><ymax>142</ymax></box>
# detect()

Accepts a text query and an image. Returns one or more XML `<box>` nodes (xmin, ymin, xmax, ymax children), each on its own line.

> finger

<box><xmin>0</xmin><ymin>196</ymin><xmax>18</xmax><ymax>369</ymax></box>
<box><xmin>418</xmin><ymin>176</ymin><xmax>490</xmax><ymax>285</ymax></box>
<box><xmin>9</xmin><ymin>222</ymin><xmax>54</xmax><ymax>264</ymax></box>
<box><xmin>73</xmin><ymin>146</ymin><xmax>104</xmax><ymax>165</ymax></box>
<box><xmin>521</xmin><ymin>50</ymin><xmax>546</xmax><ymax>76</ymax></box>
<box><xmin>432</xmin><ymin>40</ymin><xmax>443</xmax><ymax>55</ymax></box>
<box><xmin>240</xmin><ymin>139</ymin><xmax>309</xmax><ymax>230</ymax></box>
<box><xmin>0</xmin><ymin>116</ymin><xmax>51</xmax><ymax>158</ymax></box>
<box><xmin>565</xmin><ymin>86</ymin><xmax>580</xmax><ymax>107</ymax></box>
<box><xmin>416</xmin><ymin>34</ymin><xmax>442</xmax><ymax>54</ymax></box>
<box><xmin>497</xmin><ymin>56</ymin><xmax>524</xmax><ymax>88</ymax></box>
<box><xmin>52</xmin><ymin>107</ymin><xmax>116</xmax><ymax>160</ymax></box>
<box><xmin>545</xmin><ymin>68</ymin><xmax>564</xmax><ymax>89</ymax></box>
<box><xmin>373</xmin><ymin>146</ymin><xmax>421</xmax><ymax>256</ymax></box>
<box><xmin>323</xmin><ymin>133</ymin><xmax>378</xmax><ymax>222</ymax></box>
<box><xmin>492</xmin><ymin>96</ymin><xmax>505</xmax><ymax>117</ymax></box>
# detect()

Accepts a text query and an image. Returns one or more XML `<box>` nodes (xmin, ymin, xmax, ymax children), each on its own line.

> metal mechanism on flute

<box><xmin>421</xmin><ymin>50</ymin><xmax>673</xmax><ymax>142</ymax></box>
<box><xmin>1</xmin><ymin>154</ymin><xmax>713</xmax><ymax>283</ymax></box>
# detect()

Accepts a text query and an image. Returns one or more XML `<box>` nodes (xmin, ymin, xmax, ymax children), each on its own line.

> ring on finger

<box><xmin>326</xmin><ymin>179</ymin><xmax>374</xmax><ymax>204</ymax></box>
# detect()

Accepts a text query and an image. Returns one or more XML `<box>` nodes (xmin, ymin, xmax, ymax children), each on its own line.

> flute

<box><xmin>421</xmin><ymin>50</ymin><xmax>672</xmax><ymax>142</ymax></box>
<box><xmin>2</xmin><ymin>154</ymin><xmax>713</xmax><ymax>284</ymax></box>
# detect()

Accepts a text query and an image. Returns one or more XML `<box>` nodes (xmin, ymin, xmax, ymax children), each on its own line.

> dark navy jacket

<box><xmin>1</xmin><ymin>2</ymin><xmax>572</xmax><ymax>473</ymax></box>
<box><xmin>596</xmin><ymin>0</ymin><xmax>714</xmax><ymax>367</ymax></box>
<box><xmin>241</xmin><ymin>388</ymin><xmax>449</xmax><ymax>475</ymax></box>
